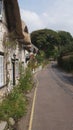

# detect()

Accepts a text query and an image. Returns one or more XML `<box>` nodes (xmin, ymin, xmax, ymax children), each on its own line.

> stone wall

<box><xmin>0</xmin><ymin>0</ymin><xmax>32</xmax><ymax>98</ymax></box>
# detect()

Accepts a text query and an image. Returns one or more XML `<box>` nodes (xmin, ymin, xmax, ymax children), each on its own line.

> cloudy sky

<box><xmin>18</xmin><ymin>0</ymin><xmax>73</xmax><ymax>35</ymax></box>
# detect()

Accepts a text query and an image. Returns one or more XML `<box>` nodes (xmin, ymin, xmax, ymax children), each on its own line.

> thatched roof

<box><xmin>22</xmin><ymin>21</ymin><xmax>31</xmax><ymax>44</ymax></box>
<box><xmin>4</xmin><ymin>0</ymin><xmax>23</xmax><ymax>38</ymax></box>
<box><xmin>3</xmin><ymin>0</ymin><xmax>31</xmax><ymax>45</ymax></box>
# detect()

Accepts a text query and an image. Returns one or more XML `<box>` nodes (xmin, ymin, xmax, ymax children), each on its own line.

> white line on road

<box><xmin>28</xmin><ymin>73</ymin><xmax>39</xmax><ymax>130</ymax></box>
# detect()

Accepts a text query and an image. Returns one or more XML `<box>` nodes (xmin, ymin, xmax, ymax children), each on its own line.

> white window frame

<box><xmin>0</xmin><ymin>0</ymin><xmax>3</xmax><ymax>21</ymax></box>
<box><xmin>0</xmin><ymin>54</ymin><xmax>4</xmax><ymax>88</ymax></box>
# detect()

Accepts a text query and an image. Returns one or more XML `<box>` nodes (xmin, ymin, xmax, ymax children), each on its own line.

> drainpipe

<box><xmin>11</xmin><ymin>53</ymin><xmax>16</xmax><ymax>86</ymax></box>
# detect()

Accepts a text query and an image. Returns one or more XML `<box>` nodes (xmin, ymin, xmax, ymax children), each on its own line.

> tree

<box><xmin>31</xmin><ymin>29</ymin><xmax>73</xmax><ymax>59</ymax></box>
<box><xmin>31</xmin><ymin>29</ymin><xmax>60</xmax><ymax>58</ymax></box>
<box><xmin>58</xmin><ymin>31</ymin><xmax>73</xmax><ymax>46</ymax></box>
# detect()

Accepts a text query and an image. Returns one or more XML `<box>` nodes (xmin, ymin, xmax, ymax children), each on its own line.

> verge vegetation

<box><xmin>0</xmin><ymin>67</ymin><xmax>33</xmax><ymax>122</ymax></box>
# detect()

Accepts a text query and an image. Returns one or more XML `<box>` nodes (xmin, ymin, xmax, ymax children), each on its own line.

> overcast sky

<box><xmin>18</xmin><ymin>0</ymin><xmax>73</xmax><ymax>35</ymax></box>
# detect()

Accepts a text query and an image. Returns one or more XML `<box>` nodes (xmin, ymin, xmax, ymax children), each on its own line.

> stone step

<box><xmin>0</xmin><ymin>121</ymin><xmax>8</xmax><ymax>130</ymax></box>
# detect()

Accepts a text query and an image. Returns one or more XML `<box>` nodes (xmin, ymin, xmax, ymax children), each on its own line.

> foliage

<box><xmin>0</xmin><ymin>67</ymin><xmax>33</xmax><ymax>121</ymax></box>
<box><xmin>0</xmin><ymin>87</ymin><xmax>27</xmax><ymax>121</ymax></box>
<box><xmin>58</xmin><ymin>55</ymin><xmax>73</xmax><ymax>72</ymax></box>
<box><xmin>31</xmin><ymin>29</ymin><xmax>61</xmax><ymax>58</ymax></box>
<box><xmin>58</xmin><ymin>42</ymin><xmax>73</xmax><ymax>56</ymax></box>
<box><xmin>28</xmin><ymin>57</ymin><xmax>38</xmax><ymax>70</ymax></box>
<box><xmin>31</xmin><ymin>29</ymin><xmax>73</xmax><ymax>59</ymax></box>
<box><xmin>35</xmin><ymin>51</ymin><xmax>49</xmax><ymax>67</ymax></box>
<box><xmin>31</xmin><ymin>29</ymin><xmax>73</xmax><ymax>71</ymax></box>
<box><xmin>58</xmin><ymin>31</ymin><xmax>73</xmax><ymax>46</ymax></box>
<box><xmin>52</xmin><ymin>47</ymin><xmax>59</xmax><ymax>60</ymax></box>
<box><xmin>36</xmin><ymin>51</ymin><xmax>46</xmax><ymax>64</ymax></box>
<box><xmin>31</xmin><ymin>29</ymin><xmax>60</xmax><ymax>49</ymax></box>
<box><xmin>57</xmin><ymin>41</ymin><xmax>73</xmax><ymax>72</ymax></box>
<box><xmin>19</xmin><ymin>68</ymin><xmax>33</xmax><ymax>92</ymax></box>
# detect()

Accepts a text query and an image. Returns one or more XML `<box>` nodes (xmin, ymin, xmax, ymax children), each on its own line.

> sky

<box><xmin>18</xmin><ymin>0</ymin><xmax>73</xmax><ymax>35</ymax></box>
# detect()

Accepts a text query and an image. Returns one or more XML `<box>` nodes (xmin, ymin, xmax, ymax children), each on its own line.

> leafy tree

<box><xmin>31</xmin><ymin>29</ymin><xmax>73</xmax><ymax>59</ymax></box>
<box><xmin>58</xmin><ymin>31</ymin><xmax>73</xmax><ymax>46</ymax></box>
<box><xmin>31</xmin><ymin>29</ymin><xmax>60</xmax><ymax>58</ymax></box>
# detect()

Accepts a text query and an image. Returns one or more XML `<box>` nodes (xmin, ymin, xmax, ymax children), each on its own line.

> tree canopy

<box><xmin>31</xmin><ymin>29</ymin><xmax>73</xmax><ymax>58</ymax></box>
<box><xmin>58</xmin><ymin>31</ymin><xmax>73</xmax><ymax>46</ymax></box>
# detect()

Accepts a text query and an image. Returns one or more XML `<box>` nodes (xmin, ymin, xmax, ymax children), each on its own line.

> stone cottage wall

<box><xmin>0</xmin><ymin>0</ymin><xmax>32</xmax><ymax>99</ymax></box>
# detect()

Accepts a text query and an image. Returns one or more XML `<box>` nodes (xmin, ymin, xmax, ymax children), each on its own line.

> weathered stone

<box><xmin>8</xmin><ymin>117</ymin><xmax>15</xmax><ymax>126</ymax></box>
<box><xmin>0</xmin><ymin>121</ymin><xmax>8</xmax><ymax>130</ymax></box>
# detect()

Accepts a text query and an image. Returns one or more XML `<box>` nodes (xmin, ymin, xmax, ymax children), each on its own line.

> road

<box><xmin>30</xmin><ymin>62</ymin><xmax>73</xmax><ymax>130</ymax></box>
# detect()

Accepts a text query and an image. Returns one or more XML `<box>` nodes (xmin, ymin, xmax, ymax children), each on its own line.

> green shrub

<box><xmin>36</xmin><ymin>51</ymin><xmax>46</xmax><ymax>65</ymax></box>
<box><xmin>0</xmin><ymin>67</ymin><xmax>33</xmax><ymax>121</ymax></box>
<box><xmin>28</xmin><ymin>58</ymin><xmax>38</xmax><ymax>70</ymax></box>
<box><xmin>19</xmin><ymin>68</ymin><xmax>33</xmax><ymax>92</ymax></box>
<box><xmin>0</xmin><ymin>87</ymin><xmax>27</xmax><ymax>121</ymax></box>
<box><xmin>58</xmin><ymin>55</ymin><xmax>73</xmax><ymax>72</ymax></box>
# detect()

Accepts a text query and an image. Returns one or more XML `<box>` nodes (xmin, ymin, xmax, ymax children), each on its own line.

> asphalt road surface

<box><xmin>31</xmin><ymin>62</ymin><xmax>73</xmax><ymax>130</ymax></box>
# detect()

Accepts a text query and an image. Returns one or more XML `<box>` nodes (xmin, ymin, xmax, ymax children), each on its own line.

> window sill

<box><xmin>0</xmin><ymin>84</ymin><xmax>7</xmax><ymax>89</ymax></box>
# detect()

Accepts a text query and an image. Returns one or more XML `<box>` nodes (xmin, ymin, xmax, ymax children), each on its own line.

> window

<box><xmin>0</xmin><ymin>0</ymin><xmax>2</xmax><ymax>20</ymax></box>
<box><xmin>24</xmin><ymin>26</ymin><xmax>28</xmax><ymax>33</ymax></box>
<box><xmin>25</xmin><ymin>54</ymin><xmax>30</xmax><ymax>63</ymax></box>
<box><xmin>15</xmin><ymin>61</ymin><xmax>19</xmax><ymax>79</ymax></box>
<box><xmin>0</xmin><ymin>55</ymin><xmax>4</xmax><ymax>87</ymax></box>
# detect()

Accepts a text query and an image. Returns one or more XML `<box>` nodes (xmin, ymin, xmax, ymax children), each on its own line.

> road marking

<box><xmin>28</xmin><ymin>73</ymin><xmax>39</xmax><ymax>130</ymax></box>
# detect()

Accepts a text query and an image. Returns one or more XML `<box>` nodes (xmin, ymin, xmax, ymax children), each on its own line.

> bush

<box><xmin>0</xmin><ymin>87</ymin><xmax>27</xmax><ymax>121</ymax></box>
<box><xmin>58</xmin><ymin>55</ymin><xmax>73</xmax><ymax>72</ymax></box>
<box><xmin>28</xmin><ymin>58</ymin><xmax>38</xmax><ymax>70</ymax></box>
<box><xmin>0</xmin><ymin>67</ymin><xmax>33</xmax><ymax>121</ymax></box>
<box><xmin>19</xmin><ymin>68</ymin><xmax>33</xmax><ymax>92</ymax></box>
<box><xmin>36</xmin><ymin>51</ymin><xmax>46</xmax><ymax>64</ymax></box>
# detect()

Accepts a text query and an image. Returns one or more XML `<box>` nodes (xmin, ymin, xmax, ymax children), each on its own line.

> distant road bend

<box><xmin>30</xmin><ymin>62</ymin><xmax>73</xmax><ymax>130</ymax></box>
